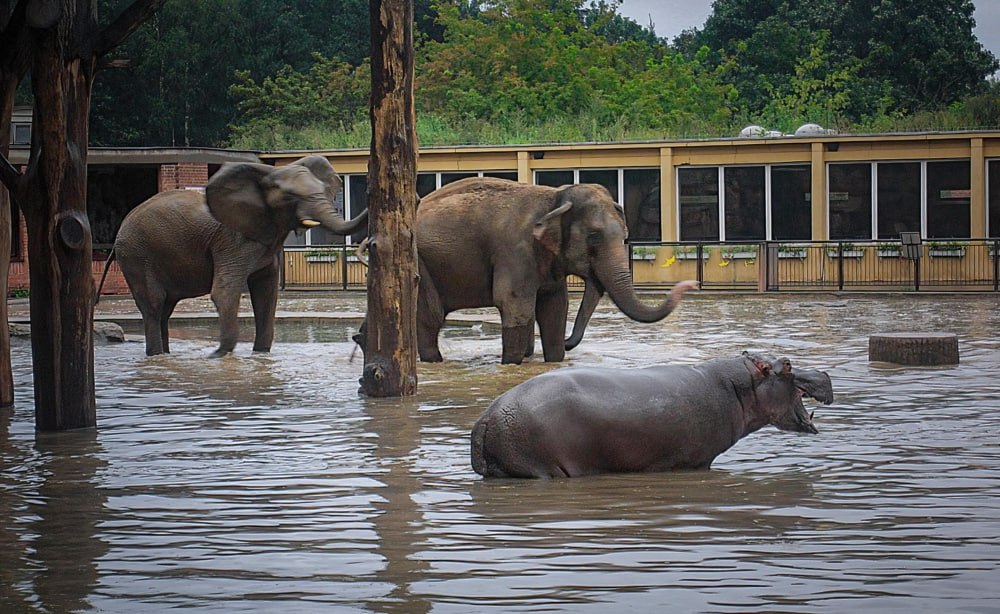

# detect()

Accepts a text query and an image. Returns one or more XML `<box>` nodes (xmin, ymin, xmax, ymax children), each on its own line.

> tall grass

<box><xmin>228</xmin><ymin>99</ymin><xmax>1000</xmax><ymax>151</ymax></box>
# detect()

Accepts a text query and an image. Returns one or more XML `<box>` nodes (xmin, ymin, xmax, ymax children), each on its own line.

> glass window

<box><xmin>623</xmin><ymin>169</ymin><xmax>660</xmax><ymax>241</ymax></box>
<box><xmin>441</xmin><ymin>172</ymin><xmax>475</xmax><ymax>186</ymax></box>
<box><xmin>678</xmin><ymin>167</ymin><xmax>719</xmax><ymax>241</ymax></box>
<box><xmin>828</xmin><ymin>164</ymin><xmax>872</xmax><ymax>240</ymax></box>
<box><xmin>347</xmin><ymin>174</ymin><xmax>368</xmax><ymax>243</ymax></box>
<box><xmin>926</xmin><ymin>160</ymin><xmax>970</xmax><ymax>238</ymax></box>
<box><xmin>990</xmin><ymin>161</ymin><xmax>1000</xmax><ymax>237</ymax></box>
<box><xmin>876</xmin><ymin>162</ymin><xmax>921</xmax><ymax>239</ymax></box>
<box><xmin>723</xmin><ymin>166</ymin><xmax>765</xmax><ymax>241</ymax></box>
<box><xmin>535</xmin><ymin>170</ymin><xmax>573</xmax><ymax>187</ymax></box>
<box><xmin>12</xmin><ymin>124</ymin><xmax>30</xmax><ymax>145</ymax></box>
<box><xmin>771</xmin><ymin>165</ymin><xmax>811</xmax><ymax>240</ymax></box>
<box><xmin>580</xmin><ymin>169</ymin><xmax>619</xmax><ymax>202</ymax></box>
<box><xmin>484</xmin><ymin>171</ymin><xmax>517</xmax><ymax>181</ymax></box>
<box><xmin>417</xmin><ymin>173</ymin><xmax>437</xmax><ymax>197</ymax></box>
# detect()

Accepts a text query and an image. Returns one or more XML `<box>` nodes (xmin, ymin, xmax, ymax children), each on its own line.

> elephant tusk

<box><xmin>300</xmin><ymin>219</ymin><xmax>321</xmax><ymax>228</ymax></box>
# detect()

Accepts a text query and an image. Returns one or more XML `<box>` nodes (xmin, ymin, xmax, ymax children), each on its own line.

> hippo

<box><xmin>471</xmin><ymin>352</ymin><xmax>834</xmax><ymax>478</ymax></box>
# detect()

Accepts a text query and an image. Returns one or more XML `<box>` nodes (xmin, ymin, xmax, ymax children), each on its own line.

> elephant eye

<box><xmin>586</xmin><ymin>230</ymin><xmax>602</xmax><ymax>246</ymax></box>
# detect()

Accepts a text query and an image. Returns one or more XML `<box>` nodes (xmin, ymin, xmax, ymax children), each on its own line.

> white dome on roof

<box><xmin>795</xmin><ymin>123</ymin><xmax>827</xmax><ymax>136</ymax></box>
<box><xmin>739</xmin><ymin>125</ymin><xmax>766</xmax><ymax>137</ymax></box>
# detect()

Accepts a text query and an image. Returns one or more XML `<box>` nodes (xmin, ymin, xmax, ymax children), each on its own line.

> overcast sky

<box><xmin>616</xmin><ymin>0</ymin><xmax>1000</xmax><ymax>62</ymax></box>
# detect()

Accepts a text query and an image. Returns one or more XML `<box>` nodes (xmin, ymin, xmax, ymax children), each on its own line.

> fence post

<box><xmin>994</xmin><ymin>239</ymin><xmax>999</xmax><ymax>292</ymax></box>
<box><xmin>696</xmin><ymin>243</ymin><xmax>704</xmax><ymax>288</ymax></box>
<box><xmin>836</xmin><ymin>241</ymin><xmax>845</xmax><ymax>291</ymax></box>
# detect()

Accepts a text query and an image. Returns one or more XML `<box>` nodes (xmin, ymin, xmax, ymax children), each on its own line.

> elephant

<box><xmin>102</xmin><ymin>155</ymin><xmax>367</xmax><ymax>357</ymax></box>
<box><xmin>414</xmin><ymin>177</ymin><xmax>698</xmax><ymax>364</ymax></box>
<box><xmin>471</xmin><ymin>352</ymin><xmax>834</xmax><ymax>478</ymax></box>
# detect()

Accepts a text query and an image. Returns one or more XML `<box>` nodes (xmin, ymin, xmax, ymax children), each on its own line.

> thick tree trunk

<box><xmin>0</xmin><ymin>0</ymin><xmax>31</xmax><ymax>410</ymax></box>
<box><xmin>0</xmin><ymin>78</ymin><xmax>16</xmax><ymax>410</ymax></box>
<box><xmin>20</xmin><ymin>12</ymin><xmax>99</xmax><ymax>430</ymax></box>
<box><xmin>360</xmin><ymin>0</ymin><xmax>419</xmax><ymax>397</ymax></box>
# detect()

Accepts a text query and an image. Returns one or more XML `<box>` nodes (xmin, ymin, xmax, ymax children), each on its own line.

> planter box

<box><xmin>827</xmin><ymin>249</ymin><xmax>864</xmax><ymax>259</ymax></box>
<box><xmin>305</xmin><ymin>255</ymin><xmax>339</xmax><ymax>263</ymax></box>
<box><xmin>631</xmin><ymin>253</ymin><xmax>658</xmax><ymax>261</ymax></box>
<box><xmin>675</xmin><ymin>250</ymin><xmax>710</xmax><ymax>260</ymax></box>
<box><xmin>928</xmin><ymin>249</ymin><xmax>965</xmax><ymax>258</ymax></box>
<box><xmin>721</xmin><ymin>251</ymin><xmax>757</xmax><ymax>260</ymax></box>
<box><xmin>877</xmin><ymin>250</ymin><xmax>901</xmax><ymax>258</ymax></box>
<box><xmin>778</xmin><ymin>250</ymin><xmax>807</xmax><ymax>259</ymax></box>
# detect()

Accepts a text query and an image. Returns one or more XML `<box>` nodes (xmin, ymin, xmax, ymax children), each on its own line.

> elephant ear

<box><xmin>290</xmin><ymin>155</ymin><xmax>343</xmax><ymax>203</ymax></box>
<box><xmin>206</xmin><ymin>162</ymin><xmax>276</xmax><ymax>243</ymax></box>
<box><xmin>532</xmin><ymin>192</ymin><xmax>574</xmax><ymax>255</ymax></box>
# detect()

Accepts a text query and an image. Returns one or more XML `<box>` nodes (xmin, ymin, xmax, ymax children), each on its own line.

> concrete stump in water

<box><xmin>869</xmin><ymin>333</ymin><xmax>959</xmax><ymax>366</ymax></box>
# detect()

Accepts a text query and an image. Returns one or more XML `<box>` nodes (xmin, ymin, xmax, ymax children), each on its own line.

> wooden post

<box><xmin>360</xmin><ymin>0</ymin><xmax>419</xmax><ymax>397</ymax></box>
<box><xmin>0</xmin><ymin>1</ymin><xmax>166</xmax><ymax>430</ymax></box>
<box><xmin>0</xmin><ymin>0</ymin><xmax>31</xmax><ymax>410</ymax></box>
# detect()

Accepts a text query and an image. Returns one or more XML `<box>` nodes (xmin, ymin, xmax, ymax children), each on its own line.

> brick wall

<box><xmin>159</xmin><ymin>163</ymin><xmax>209</xmax><ymax>191</ymax></box>
<box><xmin>8</xmin><ymin>161</ymin><xmax>211</xmax><ymax>296</ymax></box>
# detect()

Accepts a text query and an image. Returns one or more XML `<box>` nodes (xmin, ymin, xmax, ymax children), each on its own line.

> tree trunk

<box><xmin>0</xmin><ymin>0</ymin><xmax>31</xmax><ymax>410</ymax></box>
<box><xmin>360</xmin><ymin>0</ymin><xmax>419</xmax><ymax>397</ymax></box>
<box><xmin>20</xmin><ymin>9</ymin><xmax>99</xmax><ymax>430</ymax></box>
<box><xmin>0</xmin><ymin>77</ymin><xmax>17</xmax><ymax>410</ymax></box>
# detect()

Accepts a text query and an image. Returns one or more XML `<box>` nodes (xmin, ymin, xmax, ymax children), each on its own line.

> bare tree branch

<box><xmin>0</xmin><ymin>1</ymin><xmax>31</xmax><ymax>76</ymax></box>
<box><xmin>96</xmin><ymin>0</ymin><xmax>168</xmax><ymax>58</ymax></box>
<box><xmin>0</xmin><ymin>152</ymin><xmax>20</xmax><ymax>200</ymax></box>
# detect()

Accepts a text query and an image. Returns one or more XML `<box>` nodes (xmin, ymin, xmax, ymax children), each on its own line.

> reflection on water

<box><xmin>2</xmin><ymin>295</ymin><xmax>999</xmax><ymax>612</ymax></box>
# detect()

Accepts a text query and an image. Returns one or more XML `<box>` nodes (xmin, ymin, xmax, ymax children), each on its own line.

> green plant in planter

<box><xmin>720</xmin><ymin>245</ymin><xmax>757</xmax><ymax>260</ymax></box>
<box><xmin>778</xmin><ymin>244</ymin><xmax>808</xmax><ymax>258</ymax></box>
<box><xmin>876</xmin><ymin>241</ymin><xmax>901</xmax><ymax>257</ymax></box>
<box><xmin>928</xmin><ymin>241</ymin><xmax>967</xmax><ymax>255</ymax></box>
<box><xmin>827</xmin><ymin>242</ymin><xmax>863</xmax><ymax>257</ymax></box>
<box><xmin>630</xmin><ymin>246</ymin><xmax>658</xmax><ymax>260</ymax></box>
<box><xmin>675</xmin><ymin>245</ymin><xmax>710</xmax><ymax>259</ymax></box>
<box><xmin>304</xmin><ymin>248</ymin><xmax>340</xmax><ymax>262</ymax></box>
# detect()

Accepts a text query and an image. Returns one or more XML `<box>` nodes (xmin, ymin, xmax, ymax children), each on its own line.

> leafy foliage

<box><xmin>86</xmin><ymin>0</ymin><xmax>1000</xmax><ymax>148</ymax></box>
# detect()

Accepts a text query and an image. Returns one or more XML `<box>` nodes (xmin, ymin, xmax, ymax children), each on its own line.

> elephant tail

<box><xmin>94</xmin><ymin>248</ymin><xmax>117</xmax><ymax>306</ymax></box>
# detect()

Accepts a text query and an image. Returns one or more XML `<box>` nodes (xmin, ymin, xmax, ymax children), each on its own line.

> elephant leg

<box><xmin>523</xmin><ymin>317</ymin><xmax>535</xmax><ymax>358</ymax></box>
<box><xmin>500</xmin><ymin>325</ymin><xmax>533</xmax><ymax>364</ymax></box>
<box><xmin>160</xmin><ymin>298</ymin><xmax>179</xmax><ymax>354</ymax></box>
<box><xmin>140</xmin><ymin>306</ymin><xmax>165</xmax><ymax>356</ymax></box>
<box><xmin>495</xmin><ymin>278</ymin><xmax>536</xmax><ymax>365</ymax></box>
<box><xmin>417</xmin><ymin>260</ymin><xmax>445</xmax><ymax>362</ymax></box>
<box><xmin>132</xmin><ymin>283</ymin><xmax>168</xmax><ymax>357</ymax></box>
<box><xmin>248</xmin><ymin>265</ymin><xmax>278</xmax><ymax>353</ymax></box>
<box><xmin>210</xmin><ymin>283</ymin><xmax>243</xmax><ymax>357</ymax></box>
<box><xmin>536</xmin><ymin>287</ymin><xmax>568</xmax><ymax>362</ymax></box>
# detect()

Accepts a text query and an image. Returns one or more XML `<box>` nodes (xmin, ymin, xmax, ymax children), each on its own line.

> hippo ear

<box><xmin>533</xmin><ymin>192</ymin><xmax>573</xmax><ymax>255</ymax></box>
<box><xmin>747</xmin><ymin>354</ymin><xmax>772</xmax><ymax>376</ymax></box>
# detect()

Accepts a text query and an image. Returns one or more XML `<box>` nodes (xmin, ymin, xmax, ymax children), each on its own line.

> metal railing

<box><xmin>282</xmin><ymin>240</ymin><xmax>1000</xmax><ymax>293</ymax></box>
<box><xmin>282</xmin><ymin>244</ymin><xmax>368</xmax><ymax>291</ymax></box>
<box><xmin>627</xmin><ymin>239</ymin><xmax>1000</xmax><ymax>292</ymax></box>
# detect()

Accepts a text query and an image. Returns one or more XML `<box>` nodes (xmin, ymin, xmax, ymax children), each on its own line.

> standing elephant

<box><xmin>105</xmin><ymin>156</ymin><xmax>366</xmax><ymax>356</ymax></box>
<box><xmin>415</xmin><ymin>177</ymin><xmax>697</xmax><ymax>364</ymax></box>
<box><xmin>471</xmin><ymin>353</ymin><xmax>834</xmax><ymax>478</ymax></box>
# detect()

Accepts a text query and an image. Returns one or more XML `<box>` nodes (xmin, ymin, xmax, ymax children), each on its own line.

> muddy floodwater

<box><xmin>2</xmin><ymin>293</ymin><xmax>999</xmax><ymax>612</ymax></box>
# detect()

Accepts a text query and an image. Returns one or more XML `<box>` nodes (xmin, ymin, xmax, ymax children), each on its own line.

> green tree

<box><xmin>681</xmin><ymin>0</ymin><xmax>998</xmax><ymax>121</ymax></box>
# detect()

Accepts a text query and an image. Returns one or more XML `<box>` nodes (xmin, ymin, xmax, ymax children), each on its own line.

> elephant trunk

<box><xmin>595</xmin><ymin>244</ymin><xmax>697</xmax><ymax>323</ymax></box>
<box><xmin>565</xmin><ymin>279</ymin><xmax>603</xmax><ymax>351</ymax></box>
<box><xmin>315</xmin><ymin>207</ymin><xmax>369</xmax><ymax>236</ymax></box>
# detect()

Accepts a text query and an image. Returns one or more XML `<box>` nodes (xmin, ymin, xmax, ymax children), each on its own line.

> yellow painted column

<box><xmin>660</xmin><ymin>146</ymin><xmax>676</xmax><ymax>241</ymax></box>
<box><xmin>811</xmin><ymin>143</ymin><xmax>827</xmax><ymax>240</ymax></box>
<box><xmin>517</xmin><ymin>151</ymin><xmax>531</xmax><ymax>184</ymax></box>
<box><xmin>970</xmin><ymin>138</ymin><xmax>985</xmax><ymax>237</ymax></box>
